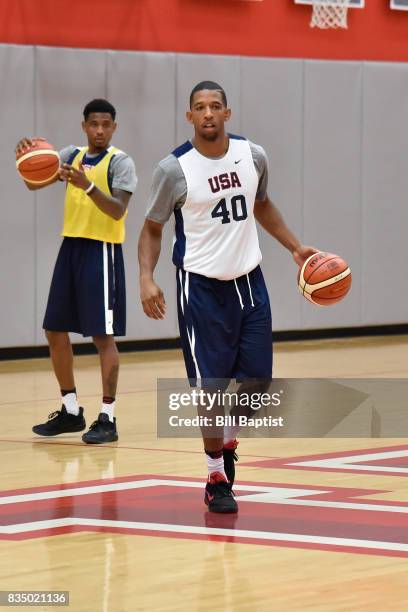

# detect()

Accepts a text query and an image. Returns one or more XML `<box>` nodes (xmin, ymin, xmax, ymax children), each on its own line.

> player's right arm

<box><xmin>138</xmin><ymin>219</ymin><xmax>166</xmax><ymax>320</ymax></box>
<box><xmin>138</xmin><ymin>157</ymin><xmax>186</xmax><ymax>320</ymax></box>
<box><xmin>15</xmin><ymin>137</ymin><xmax>60</xmax><ymax>190</ymax></box>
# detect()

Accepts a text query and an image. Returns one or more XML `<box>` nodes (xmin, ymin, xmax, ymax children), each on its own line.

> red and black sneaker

<box><xmin>223</xmin><ymin>439</ymin><xmax>239</xmax><ymax>486</ymax></box>
<box><xmin>204</xmin><ymin>472</ymin><xmax>238</xmax><ymax>514</ymax></box>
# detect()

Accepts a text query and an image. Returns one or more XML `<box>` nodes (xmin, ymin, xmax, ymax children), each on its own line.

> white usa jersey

<box><xmin>172</xmin><ymin>135</ymin><xmax>263</xmax><ymax>281</ymax></box>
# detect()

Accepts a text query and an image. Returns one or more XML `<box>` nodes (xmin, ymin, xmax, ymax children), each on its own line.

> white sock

<box><xmin>62</xmin><ymin>392</ymin><xmax>79</xmax><ymax>416</ymax></box>
<box><xmin>206</xmin><ymin>454</ymin><xmax>227</xmax><ymax>480</ymax></box>
<box><xmin>101</xmin><ymin>400</ymin><xmax>115</xmax><ymax>422</ymax></box>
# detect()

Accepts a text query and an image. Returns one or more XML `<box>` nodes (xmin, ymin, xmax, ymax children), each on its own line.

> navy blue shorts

<box><xmin>43</xmin><ymin>237</ymin><xmax>126</xmax><ymax>337</ymax></box>
<box><xmin>176</xmin><ymin>265</ymin><xmax>272</xmax><ymax>383</ymax></box>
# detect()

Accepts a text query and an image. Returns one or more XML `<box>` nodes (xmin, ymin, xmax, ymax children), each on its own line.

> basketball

<box><xmin>298</xmin><ymin>251</ymin><xmax>352</xmax><ymax>306</ymax></box>
<box><xmin>16</xmin><ymin>138</ymin><xmax>60</xmax><ymax>185</ymax></box>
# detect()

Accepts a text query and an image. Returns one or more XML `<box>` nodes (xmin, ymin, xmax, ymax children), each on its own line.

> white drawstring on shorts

<box><xmin>246</xmin><ymin>274</ymin><xmax>254</xmax><ymax>307</ymax></box>
<box><xmin>234</xmin><ymin>279</ymin><xmax>244</xmax><ymax>309</ymax></box>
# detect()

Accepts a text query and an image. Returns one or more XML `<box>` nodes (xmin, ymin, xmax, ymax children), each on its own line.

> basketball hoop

<box><xmin>310</xmin><ymin>0</ymin><xmax>349</xmax><ymax>29</ymax></box>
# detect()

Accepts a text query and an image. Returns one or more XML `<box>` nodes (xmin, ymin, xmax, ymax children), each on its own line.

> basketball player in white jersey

<box><xmin>138</xmin><ymin>81</ymin><xmax>317</xmax><ymax>513</ymax></box>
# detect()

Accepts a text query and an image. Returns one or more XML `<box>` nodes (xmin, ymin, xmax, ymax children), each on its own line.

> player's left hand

<box><xmin>292</xmin><ymin>245</ymin><xmax>320</xmax><ymax>268</ymax></box>
<box><xmin>60</xmin><ymin>162</ymin><xmax>92</xmax><ymax>191</ymax></box>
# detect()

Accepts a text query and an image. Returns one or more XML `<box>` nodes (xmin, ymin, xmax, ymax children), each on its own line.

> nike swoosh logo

<box><xmin>207</xmin><ymin>494</ymin><xmax>215</xmax><ymax>502</ymax></box>
<box><xmin>234</xmin><ymin>160</ymin><xmax>241</xmax><ymax>164</ymax></box>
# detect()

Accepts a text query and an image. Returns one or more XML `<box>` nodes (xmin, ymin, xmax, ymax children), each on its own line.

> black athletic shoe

<box><xmin>82</xmin><ymin>413</ymin><xmax>118</xmax><ymax>444</ymax></box>
<box><xmin>32</xmin><ymin>406</ymin><xmax>86</xmax><ymax>437</ymax></box>
<box><xmin>223</xmin><ymin>439</ymin><xmax>239</xmax><ymax>486</ymax></box>
<box><xmin>204</xmin><ymin>472</ymin><xmax>238</xmax><ymax>514</ymax></box>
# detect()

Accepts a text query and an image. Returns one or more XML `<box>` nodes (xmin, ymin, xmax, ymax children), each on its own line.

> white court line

<box><xmin>1</xmin><ymin>518</ymin><xmax>408</xmax><ymax>553</ymax></box>
<box><xmin>0</xmin><ymin>480</ymin><xmax>323</xmax><ymax>505</ymax></box>
<box><xmin>1</xmin><ymin>478</ymin><xmax>408</xmax><ymax>514</ymax></box>
<box><xmin>291</xmin><ymin>449</ymin><xmax>408</xmax><ymax>474</ymax></box>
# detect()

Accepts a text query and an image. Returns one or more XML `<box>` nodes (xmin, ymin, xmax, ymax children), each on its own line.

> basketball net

<box><xmin>310</xmin><ymin>0</ymin><xmax>349</xmax><ymax>29</ymax></box>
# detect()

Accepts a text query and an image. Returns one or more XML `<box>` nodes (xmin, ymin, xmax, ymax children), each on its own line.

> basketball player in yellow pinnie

<box><xmin>15</xmin><ymin>99</ymin><xmax>137</xmax><ymax>444</ymax></box>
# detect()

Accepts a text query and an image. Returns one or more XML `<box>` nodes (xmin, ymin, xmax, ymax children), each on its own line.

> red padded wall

<box><xmin>1</xmin><ymin>0</ymin><xmax>408</xmax><ymax>61</ymax></box>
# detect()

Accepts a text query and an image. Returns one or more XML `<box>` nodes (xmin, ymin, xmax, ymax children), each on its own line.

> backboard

<box><xmin>390</xmin><ymin>0</ymin><xmax>408</xmax><ymax>10</ymax></box>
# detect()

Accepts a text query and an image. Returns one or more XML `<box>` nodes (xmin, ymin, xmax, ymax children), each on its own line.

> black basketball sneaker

<box><xmin>204</xmin><ymin>472</ymin><xmax>238</xmax><ymax>513</ymax></box>
<box><xmin>32</xmin><ymin>406</ymin><xmax>86</xmax><ymax>436</ymax></box>
<box><xmin>82</xmin><ymin>413</ymin><xmax>118</xmax><ymax>444</ymax></box>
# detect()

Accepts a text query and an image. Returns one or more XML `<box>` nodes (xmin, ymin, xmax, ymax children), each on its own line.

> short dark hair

<box><xmin>189</xmin><ymin>81</ymin><xmax>227</xmax><ymax>108</ymax></box>
<box><xmin>83</xmin><ymin>99</ymin><xmax>116</xmax><ymax>121</ymax></box>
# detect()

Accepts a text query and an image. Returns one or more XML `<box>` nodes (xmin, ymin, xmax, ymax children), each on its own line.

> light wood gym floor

<box><xmin>1</xmin><ymin>335</ymin><xmax>408</xmax><ymax>611</ymax></box>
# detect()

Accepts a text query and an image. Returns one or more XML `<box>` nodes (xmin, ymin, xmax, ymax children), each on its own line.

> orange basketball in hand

<box><xmin>298</xmin><ymin>252</ymin><xmax>352</xmax><ymax>306</ymax></box>
<box><xmin>16</xmin><ymin>138</ymin><xmax>60</xmax><ymax>185</ymax></box>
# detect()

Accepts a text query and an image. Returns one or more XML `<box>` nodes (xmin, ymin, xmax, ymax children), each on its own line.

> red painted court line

<box><xmin>2</xmin><ymin>476</ymin><xmax>408</xmax><ymax>557</ymax></box>
<box><xmin>352</xmin><ymin>457</ymin><xmax>408</xmax><ymax>468</ymax></box>
<box><xmin>241</xmin><ymin>462</ymin><xmax>408</xmax><ymax>478</ymax></box>
<box><xmin>0</xmin><ymin>476</ymin><xmax>341</xmax><ymax>498</ymax></box>
<box><xmin>273</xmin><ymin>444</ymin><xmax>408</xmax><ymax>462</ymax></box>
<box><xmin>0</xmin><ymin>439</ymin><xmax>278</xmax><ymax>459</ymax></box>
<box><xmin>241</xmin><ymin>444</ymin><xmax>408</xmax><ymax>477</ymax></box>
<box><xmin>0</xmin><ymin>388</ymin><xmax>158</xmax><ymax>408</ymax></box>
<box><xmin>2</xmin><ymin>526</ymin><xmax>407</xmax><ymax>558</ymax></box>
